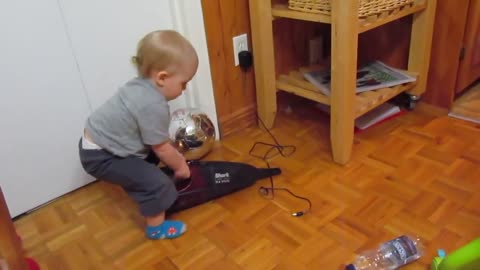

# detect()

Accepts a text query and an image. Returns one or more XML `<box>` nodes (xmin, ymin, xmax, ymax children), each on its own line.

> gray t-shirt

<box><xmin>85</xmin><ymin>77</ymin><xmax>170</xmax><ymax>158</ymax></box>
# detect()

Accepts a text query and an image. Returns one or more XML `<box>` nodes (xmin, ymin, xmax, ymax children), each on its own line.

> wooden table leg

<box><xmin>249</xmin><ymin>0</ymin><xmax>277</xmax><ymax>128</ymax></box>
<box><xmin>408</xmin><ymin>0</ymin><xmax>437</xmax><ymax>96</ymax></box>
<box><xmin>0</xmin><ymin>187</ymin><xmax>28</xmax><ymax>270</ymax></box>
<box><xmin>330</xmin><ymin>0</ymin><xmax>359</xmax><ymax>164</ymax></box>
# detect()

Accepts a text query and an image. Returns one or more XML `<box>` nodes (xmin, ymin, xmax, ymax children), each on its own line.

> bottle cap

<box><xmin>345</xmin><ymin>264</ymin><xmax>356</xmax><ymax>270</ymax></box>
<box><xmin>437</xmin><ymin>249</ymin><xmax>446</xmax><ymax>258</ymax></box>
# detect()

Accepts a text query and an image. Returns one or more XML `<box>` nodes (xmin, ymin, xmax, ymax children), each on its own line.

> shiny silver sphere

<box><xmin>169</xmin><ymin>108</ymin><xmax>216</xmax><ymax>160</ymax></box>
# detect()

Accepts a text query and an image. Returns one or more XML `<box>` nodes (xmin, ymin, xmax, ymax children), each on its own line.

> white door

<box><xmin>57</xmin><ymin>0</ymin><xmax>175</xmax><ymax>110</ymax></box>
<box><xmin>0</xmin><ymin>1</ymin><xmax>93</xmax><ymax>217</ymax></box>
<box><xmin>58</xmin><ymin>0</ymin><xmax>219</xmax><ymax>135</ymax></box>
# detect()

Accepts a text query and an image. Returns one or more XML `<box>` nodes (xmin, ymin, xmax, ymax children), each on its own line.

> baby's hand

<box><xmin>174</xmin><ymin>162</ymin><xmax>190</xmax><ymax>179</ymax></box>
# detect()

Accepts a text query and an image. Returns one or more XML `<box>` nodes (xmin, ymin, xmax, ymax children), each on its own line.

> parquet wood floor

<box><xmin>14</xmin><ymin>99</ymin><xmax>480</xmax><ymax>270</ymax></box>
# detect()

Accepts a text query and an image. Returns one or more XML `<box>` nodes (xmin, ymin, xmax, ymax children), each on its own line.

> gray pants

<box><xmin>78</xmin><ymin>139</ymin><xmax>178</xmax><ymax>216</ymax></box>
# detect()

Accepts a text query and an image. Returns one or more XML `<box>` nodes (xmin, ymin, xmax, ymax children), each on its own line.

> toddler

<box><xmin>78</xmin><ymin>30</ymin><xmax>198</xmax><ymax>240</ymax></box>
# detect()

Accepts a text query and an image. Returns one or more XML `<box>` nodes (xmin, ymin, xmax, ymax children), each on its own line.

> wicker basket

<box><xmin>288</xmin><ymin>0</ymin><xmax>415</xmax><ymax>18</ymax></box>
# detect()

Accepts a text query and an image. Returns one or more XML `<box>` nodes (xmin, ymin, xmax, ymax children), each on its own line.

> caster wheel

<box><xmin>406</xmin><ymin>94</ymin><xmax>420</xmax><ymax>110</ymax></box>
<box><xmin>407</xmin><ymin>100</ymin><xmax>417</xmax><ymax>110</ymax></box>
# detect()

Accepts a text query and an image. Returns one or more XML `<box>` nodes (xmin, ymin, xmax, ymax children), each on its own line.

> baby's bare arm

<box><xmin>152</xmin><ymin>142</ymin><xmax>190</xmax><ymax>179</ymax></box>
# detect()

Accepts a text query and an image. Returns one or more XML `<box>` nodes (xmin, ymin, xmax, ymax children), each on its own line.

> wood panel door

<box><xmin>424</xmin><ymin>0</ymin><xmax>470</xmax><ymax>108</ymax></box>
<box><xmin>456</xmin><ymin>0</ymin><xmax>480</xmax><ymax>93</ymax></box>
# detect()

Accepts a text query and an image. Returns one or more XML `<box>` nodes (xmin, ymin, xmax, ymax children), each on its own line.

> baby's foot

<box><xmin>145</xmin><ymin>220</ymin><xmax>187</xmax><ymax>240</ymax></box>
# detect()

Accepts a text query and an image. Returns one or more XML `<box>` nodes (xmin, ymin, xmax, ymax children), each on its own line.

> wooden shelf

<box><xmin>354</xmin><ymin>83</ymin><xmax>416</xmax><ymax>117</ymax></box>
<box><xmin>276</xmin><ymin>71</ymin><xmax>330</xmax><ymax>105</ymax></box>
<box><xmin>250</xmin><ymin>0</ymin><xmax>436</xmax><ymax>164</ymax></box>
<box><xmin>271</xmin><ymin>2</ymin><xmax>427</xmax><ymax>33</ymax></box>
<box><xmin>276</xmin><ymin>69</ymin><xmax>417</xmax><ymax>118</ymax></box>
<box><xmin>272</xmin><ymin>4</ymin><xmax>331</xmax><ymax>23</ymax></box>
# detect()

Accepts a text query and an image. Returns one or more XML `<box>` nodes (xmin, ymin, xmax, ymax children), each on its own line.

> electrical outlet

<box><xmin>233</xmin><ymin>33</ymin><xmax>248</xmax><ymax>66</ymax></box>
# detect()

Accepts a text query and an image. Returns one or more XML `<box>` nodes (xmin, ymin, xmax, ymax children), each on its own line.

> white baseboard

<box><xmin>448</xmin><ymin>112</ymin><xmax>480</xmax><ymax>124</ymax></box>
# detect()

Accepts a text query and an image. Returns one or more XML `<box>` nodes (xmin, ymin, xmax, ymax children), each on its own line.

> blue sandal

<box><xmin>146</xmin><ymin>220</ymin><xmax>187</xmax><ymax>240</ymax></box>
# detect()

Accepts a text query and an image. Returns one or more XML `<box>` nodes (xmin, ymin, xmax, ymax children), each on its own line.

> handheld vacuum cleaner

<box><xmin>162</xmin><ymin>160</ymin><xmax>282</xmax><ymax>214</ymax></box>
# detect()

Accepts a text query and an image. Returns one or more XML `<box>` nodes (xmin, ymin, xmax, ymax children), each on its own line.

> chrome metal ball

<box><xmin>169</xmin><ymin>108</ymin><xmax>216</xmax><ymax>160</ymax></box>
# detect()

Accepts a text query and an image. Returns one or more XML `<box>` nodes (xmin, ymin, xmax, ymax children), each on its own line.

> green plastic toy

<box><xmin>431</xmin><ymin>238</ymin><xmax>480</xmax><ymax>270</ymax></box>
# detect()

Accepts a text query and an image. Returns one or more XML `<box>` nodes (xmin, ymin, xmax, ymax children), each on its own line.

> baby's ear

<box><xmin>154</xmin><ymin>70</ymin><xmax>169</xmax><ymax>87</ymax></box>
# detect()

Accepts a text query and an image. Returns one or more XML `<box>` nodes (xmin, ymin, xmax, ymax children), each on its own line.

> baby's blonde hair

<box><xmin>132</xmin><ymin>30</ymin><xmax>197</xmax><ymax>78</ymax></box>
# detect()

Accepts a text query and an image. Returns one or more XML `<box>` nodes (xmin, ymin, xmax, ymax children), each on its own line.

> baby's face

<box><xmin>160</xmin><ymin>60</ymin><xmax>198</xmax><ymax>101</ymax></box>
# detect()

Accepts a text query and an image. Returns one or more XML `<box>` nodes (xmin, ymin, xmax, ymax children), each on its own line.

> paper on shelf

<box><xmin>303</xmin><ymin>61</ymin><xmax>416</xmax><ymax>96</ymax></box>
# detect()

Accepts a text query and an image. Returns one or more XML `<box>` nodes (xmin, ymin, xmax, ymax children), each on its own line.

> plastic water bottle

<box><xmin>346</xmin><ymin>235</ymin><xmax>424</xmax><ymax>270</ymax></box>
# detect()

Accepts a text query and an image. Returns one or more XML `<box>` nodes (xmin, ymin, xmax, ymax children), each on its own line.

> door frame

<box><xmin>169</xmin><ymin>0</ymin><xmax>220</xmax><ymax>139</ymax></box>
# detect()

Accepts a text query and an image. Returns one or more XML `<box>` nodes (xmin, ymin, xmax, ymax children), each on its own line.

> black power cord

<box><xmin>248</xmin><ymin>115</ymin><xmax>312</xmax><ymax>217</ymax></box>
<box><xmin>237</xmin><ymin>49</ymin><xmax>311</xmax><ymax>216</ymax></box>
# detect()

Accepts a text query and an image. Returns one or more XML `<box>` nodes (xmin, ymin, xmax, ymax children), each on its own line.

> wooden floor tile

<box><xmin>13</xmin><ymin>102</ymin><xmax>480</xmax><ymax>269</ymax></box>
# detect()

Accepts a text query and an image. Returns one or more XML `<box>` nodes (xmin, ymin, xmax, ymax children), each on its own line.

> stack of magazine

<box><xmin>315</xmin><ymin>102</ymin><xmax>404</xmax><ymax>131</ymax></box>
<box><xmin>303</xmin><ymin>61</ymin><xmax>416</xmax><ymax>96</ymax></box>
